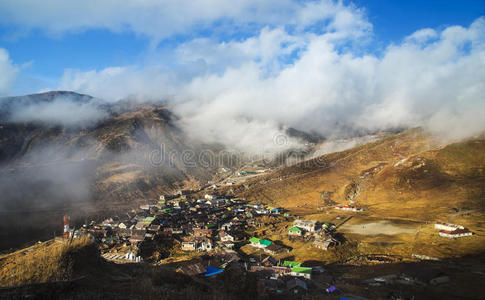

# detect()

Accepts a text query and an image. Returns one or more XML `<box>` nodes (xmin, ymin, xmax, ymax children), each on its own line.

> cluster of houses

<box><xmin>76</xmin><ymin>188</ymin><xmax>349</xmax><ymax>296</ymax></box>
<box><xmin>434</xmin><ymin>222</ymin><xmax>473</xmax><ymax>238</ymax></box>
<box><xmin>180</xmin><ymin>226</ymin><xmax>236</xmax><ymax>252</ymax></box>
<box><xmin>334</xmin><ymin>205</ymin><xmax>364</xmax><ymax>212</ymax></box>
<box><xmin>250</xmin><ymin>260</ymin><xmax>313</xmax><ymax>280</ymax></box>
<box><xmin>82</xmin><ymin>192</ymin><xmax>288</xmax><ymax>259</ymax></box>
<box><xmin>173</xmin><ymin>250</ymin><xmax>322</xmax><ymax>296</ymax></box>
<box><xmin>249</xmin><ymin>259</ymin><xmax>323</xmax><ymax>296</ymax></box>
<box><xmin>288</xmin><ymin>219</ymin><xmax>341</xmax><ymax>251</ymax></box>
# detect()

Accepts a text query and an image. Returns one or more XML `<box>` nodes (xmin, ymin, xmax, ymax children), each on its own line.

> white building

<box><xmin>219</xmin><ymin>231</ymin><xmax>235</xmax><ymax>242</ymax></box>
<box><xmin>205</xmin><ymin>194</ymin><xmax>217</xmax><ymax>200</ymax></box>
<box><xmin>221</xmin><ymin>223</ymin><xmax>232</xmax><ymax>231</ymax></box>
<box><xmin>290</xmin><ymin>268</ymin><xmax>312</xmax><ymax>279</ymax></box>
<box><xmin>199</xmin><ymin>240</ymin><xmax>213</xmax><ymax>251</ymax></box>
<box><xmin>439</xmin><ymin>228</ymin><xmax>472</xmax><ymax>238</ymax></box>
<box><xmin>293</xmin><ymin>220</ymin><xmax>317</xmax><ymax>232</ymax></box>
<box><xmin>125</xmin><ymin>252</ymin><xmax>136</xmax><ymax>261</ymax></box>
<box><xmin>434</xmin><ymin>222</ymin><xmax>464</xmax><ymax>231</ymax></box>
<box><xmin>181</xmin><ymin>241</ymin><xmax>196</xmax><ymax>251</ymax></box>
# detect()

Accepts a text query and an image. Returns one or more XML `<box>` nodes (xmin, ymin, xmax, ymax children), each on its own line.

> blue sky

<box><xmin>353</xmin><ymin>0</ymin><xmax>484</xmax><ymax>43</ymax></box>
<box><xmin>0</xmin><ymin>0</ymin><xmax>483</xmax><ymax>95</ymax></box>
<box><xmin>0</xmin><ymin>0</ymin><xmax>484</xmax><ymax>147</ymax></box>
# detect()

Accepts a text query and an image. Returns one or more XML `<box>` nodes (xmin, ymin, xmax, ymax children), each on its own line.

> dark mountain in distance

<box><xmin>0</xmin><ymin>90</ymin><xmax>95</xmax><ymax>104</ymax></box>
<box><xmin>285</xmin><ymin>127</ymin><xmax>325</xmax><ymax>144</ymax></box>
<box><xmin>0</xmin><ymin>91</ymin><xmax>97</xmax><ymax>118</ymax></box>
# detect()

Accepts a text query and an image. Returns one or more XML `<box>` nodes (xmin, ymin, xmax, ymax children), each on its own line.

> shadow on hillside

<box><xmin>1</xmin><ymin>249</ymin><xmax>485</xmax><ymax>300</ymax></box>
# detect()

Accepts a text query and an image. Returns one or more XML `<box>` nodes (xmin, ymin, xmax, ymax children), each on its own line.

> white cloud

<box><xmin>0</xmin><ymin>0</ymin><xmax>368</xmax><ymax>43</ymax></box>
<box><xmin>0</xmin><ymin>48</ymin><xmax>19</xmax><ymax>95</ymax></box>
<box><xmin>60</xmin><ymin>66</ymin><xmax>183</xmax><ymax>101</ymax></box>
<box><xmin>405</xmin><ymin>28</ymin><xmax>437</xmax><ymax>44</ymax></box>
<box><xmin>57</xmin><ymin>15</ymin><xmax>485</xmax><ymax>150</ymax></box>
<box><xmin>176</xmin><ymin>27</ymin><xmax>306</xmax><ymax>74</ymax></box>
<box><xmin>313</xmin><ymin>135</ymin><xmax>380</xmax><ymax>157</ymax></box>
<box><xmin>9</xmin><ymin>95</ymin><xmax>108</xmax><ymax>127</ymax></box>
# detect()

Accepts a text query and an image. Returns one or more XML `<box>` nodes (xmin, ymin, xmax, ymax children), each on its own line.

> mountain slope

<box><xmin>0</xmin><ymin>92</ymin><xmax>230</xmax><ymax>249</ymax></box>
<box><xmin>231</xmin><ymin>128</ymin><xmax>485</xmax><ymax>220</ymax></box>
<box><xmin>225</xmin><ymin>128</ymin><xmax>485</xmax><ymax>260</ymax></box>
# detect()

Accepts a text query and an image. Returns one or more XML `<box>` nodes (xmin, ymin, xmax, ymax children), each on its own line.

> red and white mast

<box><xmin>63</xmin><ymin>215</ymin><xmax>70</xmax><ymax>239</ymax></box>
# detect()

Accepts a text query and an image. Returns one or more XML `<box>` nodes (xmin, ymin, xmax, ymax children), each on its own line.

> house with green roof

<box><xmin>288</xmin><ymin>226</ymin><xmax>303</xmax><ymax>236</ymax></box>
<box><xmin>249</xmin><ymin>237</ymin><xmax>260</xmax><ymax>246</ymax></box>
<box><xmin>249</xmin><ymin>237</ymin><xmax>272</xmax><ymax>248</ymax></box>
<box><xmin>283</xmin><ymin>261</ymin><xmax>302</xmax><ymax>268</ymax></box>
<box><xmin>290</xmin><ymin>267</ymin><xmax>312</xmax><ymax>279</ymax></box>
<box><xmin>259</xmin><ymin>239</ymin><xmax>272</xmax><ymax>247</ymax></box>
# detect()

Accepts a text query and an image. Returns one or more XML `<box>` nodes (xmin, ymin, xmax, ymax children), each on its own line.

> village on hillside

<box><xmin>66</xmin><ymin>188</ymin><xmax>348</xmax><ymax>296</ymax></box>
<box><xmin>61</xmin><ymin>184</ymin><xmax>476</xmax><ymax>298</ymax></box>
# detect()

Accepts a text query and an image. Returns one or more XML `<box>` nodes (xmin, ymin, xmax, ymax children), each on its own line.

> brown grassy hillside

<box><xmin>233</xmin><ymin>128</ymin><xmax>485</xmax><ymax>218</ymax></box>
<box><xmin>0</xmin><ymin>237</ymin><xmax>258</xmax><ymax>300</ymax></box>
<box><xmin>0</xmin><ymin>236</ymin><xmax>96</xmax><ymax>287</ymax></box>
<box><xmin>226</xmin><ymin>129</ymin><xmax>485</xmax><ymax>260</ymax></box>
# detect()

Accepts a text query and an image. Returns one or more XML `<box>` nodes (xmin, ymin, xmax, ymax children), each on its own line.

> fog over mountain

<box><xmin>0</xmin><ymin>92</ymin><xmax>232</xmax><ymax>249</ymax></box>
<box><xmin>0</xmin><ymin>91</ymin><xmax>109</xmax><ymax>128</ymax></box>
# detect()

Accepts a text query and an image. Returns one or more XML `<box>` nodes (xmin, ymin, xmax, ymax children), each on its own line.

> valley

<box><xmin>1</xmin><ymin>111</ymin><xmax>484</xmax><ymax>299</ymax></box>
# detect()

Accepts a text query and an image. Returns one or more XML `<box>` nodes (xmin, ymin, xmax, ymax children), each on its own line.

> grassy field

<box><xmin>238</xmin><ymin>208</ymin><xmax>485</xmax><ymax>266</ymax></box>
<box><xmin>0</xmin><ymin>236</ymin><xmax>94</xmax><ymax>286</ymax></box>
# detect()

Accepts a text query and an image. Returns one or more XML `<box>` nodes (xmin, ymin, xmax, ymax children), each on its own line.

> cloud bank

<box><xmin>2</xmin><ymin>1</ymin><xmax>485</xmax><ymax>150</ymax></box>
<box><xmin>60</xmin><ymin>17</ymin><xmax>485</xmax><ymax>146</ymax></box>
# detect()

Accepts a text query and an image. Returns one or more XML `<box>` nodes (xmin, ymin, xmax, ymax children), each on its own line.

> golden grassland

<box><xmin>237</xmin><ymin>130</ymin><xmax>484</xmax><ymax>215</ymax></box>
<box><xmin>240</xmin><ymin>210</ymin><xmax>485</xmax><ymax>265</ymax></box>
<box><xmin>0</xmin><ymin>236</ymin><xmax>93</xmax><ymax>287</ymax></box>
